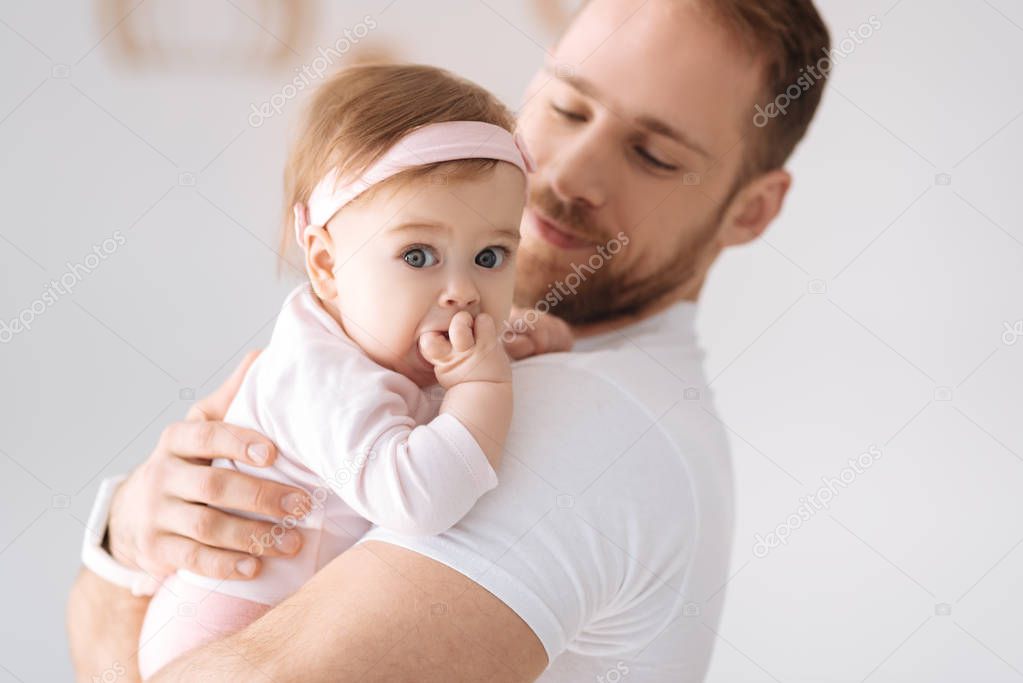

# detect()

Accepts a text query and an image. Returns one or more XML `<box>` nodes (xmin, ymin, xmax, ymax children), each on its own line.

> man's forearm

<box><xmin>67</xmin><ymin>568</ymin><xmax>149</xmax><ymax>683</ymax></box>
<box><xmin>150</xmin><ymin>541</ymin><xmax>546</xmax><ymax>682</ymax></box>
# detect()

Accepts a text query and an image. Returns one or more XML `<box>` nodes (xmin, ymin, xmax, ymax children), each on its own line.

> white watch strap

<box><xmin>80</xmin><ymin>474</ymin><xmax>160</xmax><ymax>597</ymax></box>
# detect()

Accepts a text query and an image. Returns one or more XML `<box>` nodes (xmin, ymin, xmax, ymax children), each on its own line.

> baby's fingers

<box><xmin>449</xmin><ymin>311</ymin><xmax>476</xmax><ymax>353</ymax></box>
<box><xmin>474</xmin><ymin>313</ymin><xmax>498</xmax><ymax>349</ymax></box>
<box><xmin>419</xmin><ymin>332</ymin><xmax>452</xmax><ymax>364</ymax></box>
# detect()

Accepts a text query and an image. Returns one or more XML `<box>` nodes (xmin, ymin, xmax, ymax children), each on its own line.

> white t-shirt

<box><xmin>362</xmin><ymin>300</ymin><xmax>735</xmax><ymax>682</ymax></box>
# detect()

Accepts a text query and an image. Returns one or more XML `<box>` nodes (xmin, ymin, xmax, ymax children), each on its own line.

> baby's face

<box><xmin>322</xmin><ymin>163</ymin><xmax>526</xmax><ymax>387</ymax></box>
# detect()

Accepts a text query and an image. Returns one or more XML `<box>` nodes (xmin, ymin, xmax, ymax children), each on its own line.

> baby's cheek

<box><xmin>387</xmin><ymin>308</ymin><xmax>426</xmax><ymax>353</ymax></box>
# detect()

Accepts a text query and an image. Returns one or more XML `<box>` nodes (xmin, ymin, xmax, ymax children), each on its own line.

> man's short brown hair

<box><xmin>699</xmin><ymin>0</ymin><xmax>832</xmax><ymax>179</ymax></box>
<box><xmin>576</xmin><ymin>0</ymin><xmax>832</xmax><ymax>180</ymax></box>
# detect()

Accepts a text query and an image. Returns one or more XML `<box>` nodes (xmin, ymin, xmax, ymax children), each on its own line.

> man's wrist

<box><xmin>68</xmin><ymin>567</ymin><xmax>148</xmax><ymax>683</ymax></box>
<box><xmin>81</xmin><ymin>474</ymin><xmax>159</xmax><ymax>596</ymax></box>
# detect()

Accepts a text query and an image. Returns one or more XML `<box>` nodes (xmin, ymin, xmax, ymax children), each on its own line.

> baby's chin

<box><xmin>406</xmin><ymin>365</ymin><xmax>439</xmax><ymax>389</ymax></box>
<box><xmin>411</xmin><ymin>372</ymin><xmax>440</xmax><ymax>389</ymax></box>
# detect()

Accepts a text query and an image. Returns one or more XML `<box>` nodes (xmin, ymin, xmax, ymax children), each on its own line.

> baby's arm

<box><xmin>419</xmin><ymin>311</ymin><xmax>513</xmax><ymax>471</ymax></box>
<box><xmin>255</xmin><ymin>315</ymin><xmax>504</xmax><ymax>536</ymax></box>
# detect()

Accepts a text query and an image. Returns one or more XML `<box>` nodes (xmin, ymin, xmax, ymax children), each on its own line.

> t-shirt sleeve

<box><xmin>259</xmin><ymin>337</ymin><xmax>498</xmax><ymax>536</ymax></box>
<box><xmin>359</xmin><ymin>360</ymin><xmax>699</xmax><ymax>663</ymax></box>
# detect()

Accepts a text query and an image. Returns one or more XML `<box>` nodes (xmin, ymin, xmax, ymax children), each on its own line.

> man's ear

<box><xmin>303</xmin><ymin>224</ymin><xmax>338</xmax><ymax>300</ymax></box>
<box><xmin>718</xmin><ymin>169</ymin><xmax>792</xmax><ymax>248</ymax></box>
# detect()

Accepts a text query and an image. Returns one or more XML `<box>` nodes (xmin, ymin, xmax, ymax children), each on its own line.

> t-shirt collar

<box><xmin>570</xmin><ymin>299</ymin><xmax>698</xmax><ymax>352</ymax></box>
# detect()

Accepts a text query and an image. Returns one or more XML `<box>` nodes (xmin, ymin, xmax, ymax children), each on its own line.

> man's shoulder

<box><xmin>361</xmin><ymin>335</ymin><xmax>734</xmax><ymax>669</ymax></box>
<box><xmin>505</xmin><ymin>340</ymin><xmax>732</xmax><ymax>533</ymax></box>
<box><xmin>504</xmin><ymin>345</ymin><xmax>714</xmax><ymax>517</ymax></box>
<box><xmin>511</xmin><ymin>336</ymin><xmax>709</xmax><ymax>436</ymax></box>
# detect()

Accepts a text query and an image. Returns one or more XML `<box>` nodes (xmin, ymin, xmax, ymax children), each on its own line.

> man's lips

<box><xmin>527</xmin><ymin>209</ymin><xmax>598</xmax><ymax>250</ymax></box>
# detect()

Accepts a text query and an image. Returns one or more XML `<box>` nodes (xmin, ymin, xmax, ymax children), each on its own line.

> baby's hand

<box><xmin>419</xmin><ymin>311</ymin><xmax>512</xmax><ymax>388</ymax></box>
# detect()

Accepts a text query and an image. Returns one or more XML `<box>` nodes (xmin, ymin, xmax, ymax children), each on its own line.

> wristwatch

<box><xmin>80</xmin><ymin>474</ymin><xmax>160</xmax><ymax>596</ymax></box>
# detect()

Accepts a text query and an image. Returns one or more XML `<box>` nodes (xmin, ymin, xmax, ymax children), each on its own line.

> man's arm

<box><xmin>67</xmin><ymin>352</ymin><xmax>310</xmax><ymax>682</ymax></box>
<box><xmin>68</xmin><ymin>333</ymin><xmax>570</xmax><ymax>682</ymax></box>
<box><xmin>67</xmin><ymin>568</ymin><xmax>148</xmax><ymax>683</ymax></box>
<box><xmin>150</xmin><ymin>541</ymin><xmax>547</xmax><ymax>682</ymax></box>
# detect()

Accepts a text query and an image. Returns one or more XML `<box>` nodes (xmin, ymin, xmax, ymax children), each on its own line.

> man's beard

<box><xmin>514</xmin><ymin>185</ymin><xmax>723</xmax><ymax>326</ymax></box>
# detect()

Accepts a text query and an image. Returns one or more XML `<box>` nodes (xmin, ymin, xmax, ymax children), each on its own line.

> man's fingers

<box><xmin>186</xmin><ymin>350</ymin><xmax>261</xmax><ymax>423</ymax></box>
<box><xmin>154</xmin><ymin>534</ymin><xmax>264</xmax><ymax>580</ymax></box>
<box><xmin>546</xmin><ymin>316</ymin><xmax>574</xmax><ymax>352</ymax></box>
<box><xmin>532</xmin><ymin>324</ymin><xmax>551</xmax><ymax>352</ymax></box>
<box><xmin>449</xmin><ymin>311</ymin><xmax>475</xmax><ymax>352</ymax></box>
<box><xmin>167</xmin><ymin>503</ymin><xmax>303</xmax><ymax>558</ymax></box>
<box><xmin>160</xmin><ymin>420</ymin><xmax>277</xmax><ymax>467</ymax></box>
<box><xmin>502</xmin><ymin>333</ymin><xmax>536</xmax><ymax>360</ymax></box>
<box><xmin>165</xmin><ymin>458</ymin><xmax>311</xmax><ymax>519</ymax></box>
<box><xmin>501</xmin><ymin>313</ymin><xmax>574</xmax><ymax>358</ymax></box>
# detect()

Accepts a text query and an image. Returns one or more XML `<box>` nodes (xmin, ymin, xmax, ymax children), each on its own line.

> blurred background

<box><xmin>1</xmin><ymin>0</ymin><xmax>1021</xmax><ymax>680</ymax></box>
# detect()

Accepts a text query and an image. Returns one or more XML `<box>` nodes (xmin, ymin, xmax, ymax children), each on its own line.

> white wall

<box><xmin>0</xmin><ymin>1</ymin><xmax>1020</xmax><ymax>680</ymax></box>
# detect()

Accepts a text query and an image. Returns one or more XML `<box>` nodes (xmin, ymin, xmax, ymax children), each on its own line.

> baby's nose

<box><xmin>439</xmin><ymin>274</ymin><xmax>480</xmax><ymax>310</ymax></box>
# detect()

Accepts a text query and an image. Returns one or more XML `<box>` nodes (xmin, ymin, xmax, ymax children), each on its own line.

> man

<box><xmin>67</xmin><ymin>0</ymin><xmax>830</xmax><ymax>680</ymax></box>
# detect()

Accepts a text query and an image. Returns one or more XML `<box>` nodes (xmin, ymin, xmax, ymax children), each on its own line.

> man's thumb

<box><xmin>187</xmin><ymin>349</ymin><xmax>261</xmax><ymax>422</ymax></box>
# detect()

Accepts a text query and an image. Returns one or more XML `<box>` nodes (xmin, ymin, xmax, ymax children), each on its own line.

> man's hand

<box><xmin>501</xmin><ymin>306</ymin><xmax>574</xmax><ymax>360</ymax></box>
<box><xmin>108</xmin><ymin>351</ymin><xmax>312</xmax><ymax>582</ymax></box>
<box><xmin>420</xmin><ymin>312</ymin><xmax>511</xmax><ymax>387</ymax></box>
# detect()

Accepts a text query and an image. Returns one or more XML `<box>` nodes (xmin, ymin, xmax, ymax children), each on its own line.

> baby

<box><xmin>137</xmin><ymin>63</ymin><xmax>549</xmax><ymax>678</ymax></box>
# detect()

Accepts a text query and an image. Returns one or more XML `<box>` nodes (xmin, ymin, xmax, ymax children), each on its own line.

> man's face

<box><xmin>514</xmin><ymin>0</ymin><xmax>764</xmax><ymax>324</ymax></box>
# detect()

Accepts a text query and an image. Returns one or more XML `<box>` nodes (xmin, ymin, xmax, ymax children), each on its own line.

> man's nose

<box><xmin>439</xmin><ymin>272</ymin><xmax>480</xmax><ymax>311</ymax></box>
<box><xmin>547</xmin><ymin>126</ymin><xmax>609</xmax><ymax>208</ymax></box>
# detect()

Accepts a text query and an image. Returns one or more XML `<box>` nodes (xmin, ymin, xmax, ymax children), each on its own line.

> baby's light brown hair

<box><xmin>281</xmin><ymin>63</ymin><xmax>517</xmax><ymax>262</ymax></box>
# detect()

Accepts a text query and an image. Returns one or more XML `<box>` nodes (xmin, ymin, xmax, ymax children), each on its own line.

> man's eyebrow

<box><xmin>546</xmin><ymin>66</ymin><xmax>712</xmax><ymax>159</ymax></box>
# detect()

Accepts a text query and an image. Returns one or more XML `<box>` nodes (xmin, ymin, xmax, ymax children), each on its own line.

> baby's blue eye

<box><xmin>403</xmin><ymin>246</ymin><xmax>438</xmax><ymax>268</ymax></box>
<box><xmin>475</xmin><ymin>247</ymin><xmax>506</xmax><ymax>269</ymax></box>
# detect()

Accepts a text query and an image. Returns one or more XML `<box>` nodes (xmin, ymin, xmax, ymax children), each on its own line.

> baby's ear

<box><xmin>302</xmin><ymin>222</ymin><xmax>338</xmax><ymax>300</ymax></box>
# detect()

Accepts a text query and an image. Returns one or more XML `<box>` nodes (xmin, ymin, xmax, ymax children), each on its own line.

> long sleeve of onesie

<box><xmin>249</xmin><ymin>286</ymin><xmax>498</xmax><ymax>537</ymax></box>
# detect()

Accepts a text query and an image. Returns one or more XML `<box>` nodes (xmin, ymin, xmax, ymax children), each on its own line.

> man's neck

<box><xmin>571</xmin><ymin>276</ymin><xmax>703</xmax><ymax>339</ymax></box>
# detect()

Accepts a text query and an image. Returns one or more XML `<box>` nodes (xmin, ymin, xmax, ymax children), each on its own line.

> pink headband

<box><xmin>294</xmin><ymin>121</ymin><xmax>534</xmax><ymax>246</ymax></box>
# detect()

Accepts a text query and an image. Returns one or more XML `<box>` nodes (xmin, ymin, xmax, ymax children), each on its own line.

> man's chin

<box><xmin>512</xmin><ymin>245</ymin><xmax>605</xmax><ymax>324</ymax></box>
<box><xmin>514</xmin><ymin>242</ymin><xmax>570</xmax><ymax>303</ymax></box>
